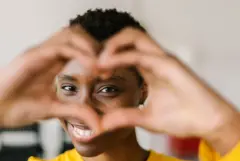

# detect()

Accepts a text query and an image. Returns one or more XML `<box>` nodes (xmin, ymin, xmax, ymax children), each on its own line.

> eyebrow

<box><xmin>57</xmin><ymin>74</ymin><xmax>78</xmax><ymax>82</ymax></box>
<box><xmin>97</xmin><ymin>75</ymin><xmax>126</xmax><ymax>82</ymax></box>
<box><xmin>107</xmin><ymin>76</ymin><xmax>126</xmax><ymax>81</ymax></box>
<box><xmin>57</xmin><ymin>74</ymin><xmax>126</xmax><ymax>83</ymax></box>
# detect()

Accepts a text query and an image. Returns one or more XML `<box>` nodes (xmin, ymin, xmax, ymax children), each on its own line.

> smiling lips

<box><xmin>67</xmin><ymin>122</ymin><xmax>94</xmax><ymax>139</ymax></box>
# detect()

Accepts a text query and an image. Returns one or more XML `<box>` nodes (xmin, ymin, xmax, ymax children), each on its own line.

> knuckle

<box><xmin>39</xmin><ymin>45</ymin><xmax>62</xmax><ymax>59</ymax></box>
<box><xmin>22</xmin><ymin>45</ymin><xmax>40</xmax><ymax>56</ymax></box>
<box><xmin>104</xmin><ymin>38</ymin><xmax>116</xmax><ymax>49</ymax></box>
<box><xmin>60</xmin><ymin>27</ymin><xmax>74</xmax><ymax>42</ymax></box>
<box><xmin>165</xmin><ymin>54</ymin><xmax>179</xmax><ymax>68</ymax></box>
<box><xmin>62</xmin><ymin>27</ymin><xmax>72</xmax><ymax>34</ymax></box>
<box><xmin>124</xmin><ymin>26</ymin><xmax>135</xmax><ymax>32</ymax></box>
<box><xmin>166</xmin><ymin>52</ymin><xmax>177</xmax><ymax>59</ymax></box>
<box><xmin>47</xmin><ymin>45</ymin><xmax>59</xmax><ymax>53</ymax></box>
<box><xmin>71</xmin><ymin>25</ymin><xmax>85</xmax><ymax>34</ymax></box>
<box><xmin>125</xmin><ymin>27</ymin><xmax>144</xmax><ymax>35</ymax></box>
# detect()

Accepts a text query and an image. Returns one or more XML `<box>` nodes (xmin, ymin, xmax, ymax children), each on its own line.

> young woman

<box><xmin>0</xmin><ymin>9</ymin><xmax>239</xmax><ymax>161</ymax></box>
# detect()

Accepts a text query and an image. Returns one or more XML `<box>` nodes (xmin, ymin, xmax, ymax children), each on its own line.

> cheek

<box><xmin>95</xmin><ymin>89</ymin><xmax>141</xmax><ymax>112</ymax></box>
<box><xmin>56</xmin><ymin>88</ymin><xmax>80</xmax><ymax>102</ymax></box>
<box><xmin>121</xmin><ymin>88</ymin><xmax>141</xmax><ymax>106</ymax></box>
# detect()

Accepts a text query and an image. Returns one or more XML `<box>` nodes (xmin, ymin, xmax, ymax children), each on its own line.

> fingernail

<box><xmin>102</xmin><ymin>126</ymin><xmax>112</xmax><ymax>132</ymax></box>
<box><xmin>100</xmin><ymin>71</ymin><xmax>112</xmax><ymax>80</ymax></box>
<box><xmin>101</xmin><ymin>73</ymin><xmax>109</xmax><ymax>80</ymax></box>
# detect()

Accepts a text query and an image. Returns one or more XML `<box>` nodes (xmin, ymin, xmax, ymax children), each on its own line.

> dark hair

<box><xmin>69</xmin><ymin>8</ymin><xmax>144</xmax><ymax>85</ymax></box>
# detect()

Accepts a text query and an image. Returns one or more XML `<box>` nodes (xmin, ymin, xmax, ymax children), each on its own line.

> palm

<box><xmin>133</xmin><ymin>58</ymin><xmax>229</xmax><ymax>138</ymax></box>
<box><xmin>0</xmin><ymin>56</ymin><xmax>63</xmax><ymax>127</ymax></box>
<box><xmin>0</xmin><ymin>26</ymin><xmax>101</xmax><ymax>128</ymax></box>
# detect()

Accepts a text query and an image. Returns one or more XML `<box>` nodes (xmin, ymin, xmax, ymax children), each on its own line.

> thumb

<box><xmin>101</xmin><ymin>108</ymin><xmax>147</xmax><ymax>131</ymax></box>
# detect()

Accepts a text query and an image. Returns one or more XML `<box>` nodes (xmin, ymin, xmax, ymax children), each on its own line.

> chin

<box><xmin>62</xmin><ymin>119</ymin><xmax>136</xmax><ymax>157</ymax></box>
<box><xmin>73</xmin><ymin>143</ymin><xmax>104</xmax><ymax>157</ymax></box>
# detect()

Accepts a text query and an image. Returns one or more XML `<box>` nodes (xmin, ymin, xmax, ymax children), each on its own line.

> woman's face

<box><xmin>56</xmin><ymin>60</ymin><xmax>146</xmax><ymax>157</ymax></box>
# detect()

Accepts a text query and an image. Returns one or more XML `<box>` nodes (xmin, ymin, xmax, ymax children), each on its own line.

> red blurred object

<box><xmin>169</xmin><ymin>137</ymin><xmax>200</xmax><ymax>157</ymax></box>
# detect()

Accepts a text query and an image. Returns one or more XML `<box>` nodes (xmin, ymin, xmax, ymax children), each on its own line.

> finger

<box><xmin>99</xmin><ymin>71</ymin><xmax>113</xmax><ymax>80</ymax></box>
<box><xmin>102</xmin><ymin>27</ymin><xmax>163</xmax><ymax>59</ymax></box>
<box><xmin>101</xmin><ymin>108</ymin><xmax>146</xmax><ymax>131</ymax></box>
<box><xmin>102</xmin><ymin>107</ymin><xmax>167</xmax><ymax>134</ymax></box>
<box><xmin>29</xmin><ymin>44</ymin><xmax>97</xmax><ymax>72</ymax></box>
<box><xmin>48</xmin><ymin>27</ymin><xmax>99</xmax><ymax>56</ymax></box>
<box><xmin>70</xmin><ymin>25</ymin><xmax>101</xmax><ymax>52</ymax></box>
<box><xmin>55</xmin><ymin>44</ymin><xmax>97</xmax><ymax>70</ymax></box>
<box><xmin>99</xmin><ymin>50</ymin><xmax>161</xmax><ymax>73</ymax></box>
<box><xmin>49</xmin><ymin>103</ymin><xmax>102</xmax><ymax>134</ymax></box>
<box><xmin>70</xmin><ymin>25</ymin><xmax>101</xmax><ymax>55</ymax></box>
<box><xmin>99</xmin><ymin>50</ymin><xmax>180</xmax><ymax>81</ymax></box>
<box><xmin>98</xmin><ymin>51</ymin><xmax>182</xmax><ymax>87</ymax></box>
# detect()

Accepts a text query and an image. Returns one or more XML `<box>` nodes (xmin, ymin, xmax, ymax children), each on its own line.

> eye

<box><xmin>97</xmin><ymin>86</ymin><xmax>120</xmax><ymax>97</ymax></box>
<box><xmin>101</xmin><ymin>87</ymin><xmax>118</xmax><ymax>93</ymax></box>
<box><xmin>62</xmin><ymin>85</ymin><xmax>76</xmax><ymax>91</ymax></box>
<box><xmin>61</xmin><ymin>84</ymin><xmax>78</xmax><ymax>96</ymax></box>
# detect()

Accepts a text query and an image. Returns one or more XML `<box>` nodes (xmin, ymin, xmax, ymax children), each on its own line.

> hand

<box><xmin>99</xmin><ymin>27</ymin><xmax>240</xmax><ymax>155</ymax></box>
<box><xmin>0</xmin><ymin>26</ymin><xmax>101</xmax><ymax>131</ymax></box>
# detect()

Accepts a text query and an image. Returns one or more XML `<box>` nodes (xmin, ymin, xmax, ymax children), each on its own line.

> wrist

<box><xmin>203</xmin><ymin>105</ymin><xmax>240</xmax><ymax>156</ymax></box>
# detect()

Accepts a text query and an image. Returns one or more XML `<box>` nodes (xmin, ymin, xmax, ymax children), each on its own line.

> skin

<box><xmin>99</xmin><ymin>27</ymin><xmax>240</xmax><ymax>156</ymax></box>
<box><xmin>0</xmin><ymin>26</ymin><xmax>101</xmax><ymax>129</ymax></box>
<box><xmin>56</xmin><ymin>59</ymin><xmax>149</xmax><ymax>160</ymax></box>
<box><xmin>0</xmin><ymin>24</ymin><xmax>149</xmax><ymax>161</ymax></box>
<box><xmin>0</xmin><ymin>24</ymin><xmax>240</xmax><ymax>159</ymax></box>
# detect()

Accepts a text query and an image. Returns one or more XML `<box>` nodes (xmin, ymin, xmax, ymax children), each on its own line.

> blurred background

<box><xmin>0</xmin><ymin>0</ymin><xmax>239</xmax><ymax>161</ymax></box>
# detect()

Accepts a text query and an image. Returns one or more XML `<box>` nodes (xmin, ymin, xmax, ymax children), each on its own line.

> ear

<box><xmin>140</xmin><ymin>82</ymin><xmax>148</xmax><ymax>104</ymax></box>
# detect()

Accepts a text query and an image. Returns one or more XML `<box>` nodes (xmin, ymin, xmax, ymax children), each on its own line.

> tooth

<box><xmin>83</xmin><ymin>131</ymin><xmax>87</xmax><ymax>137</ymax></box>
<box><xmin>74</xmin><ymin>127</ymin><xmax>81</xmax><ymax>137</ymax></box>
<box><xmin>88</xmin><ymin>130</ymin><xmax>92</xmax><ymax>136</ymax></box>
<box><xmin>75</xmin><ymin>128</ymin><xmax>80</xmax><ymax>134</ymax></box>
<box><xmin>89</xmin><ymin>130</ymin><xmax>93</xmax><ymax>136</ymax></box>
<box><xmin>73</xmin><ymin>129</ymin><xmax>80</xmax><ymax>138</ymax></box>
<box><xmin>76</xmin><ymin>128</ymin><xmax>82</xmax><ymax>135</ymax></box>
<box><xmin>85</xmin><ymin>130</ymin><xmax>91</xmax><ymax>137</ymax></box>
<box><xmin>72</xmin><ymin>125</ymin><xmax>94</xmax><ymax>138</ymax></box>
<box><xmin>79</xmin><ymin>129</ymin><xmax>84</xmax><ymax>136</ymax></box>
<box><xmin>73</xmin><ymin>127</ymin><xmax>78</xmax><ymax>134</ymax></box>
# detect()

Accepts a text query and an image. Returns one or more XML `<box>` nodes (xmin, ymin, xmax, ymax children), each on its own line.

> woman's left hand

<box><xmin>98</xmin><ymin>27</ymin><xmax>240</xmax><ymax>155</ymax></box>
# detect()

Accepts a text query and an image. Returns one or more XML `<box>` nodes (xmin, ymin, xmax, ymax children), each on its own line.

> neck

<box><xmin>83</xmin><ymin>132</ymin><xmax>149</xmax><ymax>161</ymax></box>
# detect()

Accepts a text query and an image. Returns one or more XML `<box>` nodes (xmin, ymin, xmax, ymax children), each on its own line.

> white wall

<box><xmin>136</xmin><ymin>0</ymin><xmax>240</xmax><ymax>109</ymax></box>
<box><xmin>0</xmin><ymin>0</ymin><xmax>136</xmax><ymax>65</ymax></box>
<box><xmin>0</xmin><ymin>0</ymin><xmax>240</xmax><ymax>159</ymax></box>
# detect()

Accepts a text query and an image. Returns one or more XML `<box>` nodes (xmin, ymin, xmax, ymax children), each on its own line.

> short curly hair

<box><xmin>70</xmin><ymin>8</ymin><xmax>145</xmax><ymax>41</ymax></box>
<box><xmin>69</xmin><ymin>8</ymin><xmax>145</xmax><ymax>85</ymax></box>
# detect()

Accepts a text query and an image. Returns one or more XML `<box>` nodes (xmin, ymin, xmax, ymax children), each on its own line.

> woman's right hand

<box><xmin>0</xmin><ymin>26</ymin><xmax>101</xmax><ymax>130</ymax></box>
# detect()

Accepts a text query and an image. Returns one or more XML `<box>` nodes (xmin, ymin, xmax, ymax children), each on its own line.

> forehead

<box><xmin>59</xmin><ymin>60</ymin><xmax>138</xmax><ymax>82</ymax></box>
<box><xmin>60</xmin><ymin>60</ymin><xmax>87</xmax><ymax>76</ymax></box>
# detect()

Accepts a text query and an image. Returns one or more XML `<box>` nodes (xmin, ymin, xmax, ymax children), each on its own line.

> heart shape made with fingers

<box><xmin>53</xmin><ymin>27</ymin><xmax>148</xmax><ymax>143</ymax></box>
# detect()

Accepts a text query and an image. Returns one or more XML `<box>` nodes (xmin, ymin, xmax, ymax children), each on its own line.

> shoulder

<box><xmin>148</xmin><ymin>150</ymin><xmax>183</xmax><ymax>161</ymax></box>
<box><xmin>28</xmin><ymin>149</ymin><xmax>83</xmax><ymax>161</ymax></box>
<box><xmin>198</xmin><ymin>140</ymin><xmax>220</xmax><ymax>161</ymax></box>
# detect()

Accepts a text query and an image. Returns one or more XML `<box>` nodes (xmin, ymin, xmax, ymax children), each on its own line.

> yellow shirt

<box><xmin>28</xmin><ymin>141</ymin><xmax>240</xmax><ymax>161</ymax></box>
<box><xmin>199</xmin><ymin>141</ymin><xmax>240</xmax><ymax>161</ymax></box>
<box><xmin>28</xmin><ymin>150</ymin><xmax>182</xmax><ymax>161</ymax></box>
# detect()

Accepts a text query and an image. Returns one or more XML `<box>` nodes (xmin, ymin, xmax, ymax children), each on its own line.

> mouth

<box><xmin>66</xmin><ymin>121</ymin><xmax>95</xmax><ymax>142</ymax></box>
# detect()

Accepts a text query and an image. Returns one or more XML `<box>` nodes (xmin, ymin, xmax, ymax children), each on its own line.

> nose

<box><xmin>79</xmin><ymin>85</ymin><xmax>103</xmax><ymax>116</ymax></box>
